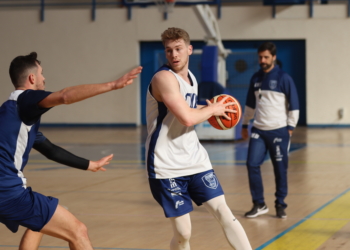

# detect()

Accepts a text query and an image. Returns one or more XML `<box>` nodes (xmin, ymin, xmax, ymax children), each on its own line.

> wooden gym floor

<box><xmin>1</xmin><ymin>126</ymin><xmax>350</xmax><ymax>250</ymax></box>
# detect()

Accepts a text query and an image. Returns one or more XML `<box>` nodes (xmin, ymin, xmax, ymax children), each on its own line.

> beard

<box><xmin>260</xmin><ymin>62</ymin><xmax>273</xmax><ymax>71</ymax></box>
<box><xmin>169</xmin><ymin>59</ymin><xmax>187</xmax><ymax>72</ymax></box>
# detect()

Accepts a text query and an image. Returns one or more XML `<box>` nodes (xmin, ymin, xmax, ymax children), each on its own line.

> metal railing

<box><xmin>1</xmin><ymin>0</ymin><xmax>350</xmax><ymax>20</ymax></box>
<box><xmin>0</xmin><ymin>0</ymin><xmax>122</xmax><ymax>21</ymax></box>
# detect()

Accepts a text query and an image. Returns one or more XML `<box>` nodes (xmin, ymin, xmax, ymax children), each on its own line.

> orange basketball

<box><xmin>207</xmin><ymin>94</ymin><xmax>242</xmax><ymax>130</ymax></box>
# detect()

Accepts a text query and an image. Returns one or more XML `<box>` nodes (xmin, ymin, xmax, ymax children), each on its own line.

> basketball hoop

<box><xmin>154</xmin><ymin>0</ymin><xmax>176</xmax><ymax>13</ymax></box>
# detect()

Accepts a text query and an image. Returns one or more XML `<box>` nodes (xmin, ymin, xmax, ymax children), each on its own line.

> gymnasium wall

<box><xmin>0</xmin><ymin>4</ymin><xmax>348</xmax><ymax>126</ymax></box>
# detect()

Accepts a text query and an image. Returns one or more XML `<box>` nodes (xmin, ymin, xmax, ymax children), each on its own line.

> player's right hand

<box><xmin>241</xmin><ymin>128</ymin><xmax>249</xmax><ymax>140</ymax></box>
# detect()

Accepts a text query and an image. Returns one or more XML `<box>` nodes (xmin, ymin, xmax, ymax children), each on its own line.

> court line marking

<box><xmin>32</xmin><ymin>190</ymin><xmax>342</xmax><ymax>197</ymax></box>
<box><xmin>256</xmin><ymin>188</ymin><xmax>350</xmax><ymax>250</ymax></box>
<box><xmin>0</xmin><ymin>246</ymin><xmax>166</xmax><ymax>250</ymax></box>
<box><xmin>28</xmin><ymin>159</ymin><xmax>350</xmax><ymax>165</ymax></box>
<box><xmin>26</xmin><ymin>160</ymin><xmax>350</xmax><ymax>172</ymax></box>
<box><xmin>27</xmin><ymin>143</ymin><xmax>305</xmax><ymax>166</ymax></box>
<box><xmin>27</xmin><ymin>160</ymin><xmax>350</xmax><ymax>164</ymax></box>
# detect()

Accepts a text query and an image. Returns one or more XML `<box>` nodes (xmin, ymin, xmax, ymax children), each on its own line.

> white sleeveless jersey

<box><xmin>145</xmin><ymin>65</ymin><xmax>212</xmax><ymax>179</ymax></box>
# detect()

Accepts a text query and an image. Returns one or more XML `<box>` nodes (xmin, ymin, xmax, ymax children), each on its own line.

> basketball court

<box><xmin>0</xmin><ymin>1</ymin><xmax>348</xmax><ymax>250</ymax></box>
<box><xmin>0</xmin><ymin>126</ymin><xmax>349</xmax><ymax>250</ymax></box>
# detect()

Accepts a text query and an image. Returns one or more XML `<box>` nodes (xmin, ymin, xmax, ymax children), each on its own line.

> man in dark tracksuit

<box><xmin>241</xmin><ymin>42</ymin><xmax>299</xmax><ymax>219</ymax></box>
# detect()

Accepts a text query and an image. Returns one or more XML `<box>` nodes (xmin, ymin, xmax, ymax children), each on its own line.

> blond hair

<box><xmin>161</xmin><ymin>27</ymin><xmax>190</xmax><ymax>46</ymax></box>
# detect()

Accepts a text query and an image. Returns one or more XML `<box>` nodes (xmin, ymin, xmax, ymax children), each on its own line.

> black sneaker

<box><xmin>276</xmin><ymin>204</ymin><xmax>287</xmax><ymax>219</ymax></box>
<box><xmin>245</xmin><ymin>203</ymin><xmax>269</xmax><ymax>218</ymax></box>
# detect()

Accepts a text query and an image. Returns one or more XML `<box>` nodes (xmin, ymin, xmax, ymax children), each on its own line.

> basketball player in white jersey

<box><xmin>145</xmin><ymin>27</ymin><xmax>252</xmax><ymax>250</ymax></box>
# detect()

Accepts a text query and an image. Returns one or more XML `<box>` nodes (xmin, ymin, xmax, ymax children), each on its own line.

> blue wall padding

<box><xmin>201</xmin><ymin>46</ymin><xmax>218</xmax><ymax>82</ymax></box>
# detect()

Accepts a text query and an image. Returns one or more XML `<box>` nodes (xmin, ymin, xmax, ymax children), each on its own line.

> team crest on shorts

<box><xmin>202</xmin><ymin>172</ymin><xmax>218</xmax><ymax>189</ymax></box>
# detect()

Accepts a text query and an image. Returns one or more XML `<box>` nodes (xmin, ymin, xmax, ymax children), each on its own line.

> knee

<box><xmin>70</xmin><ymin>220</ymin><xmax>89</xmax><ymax>241</ymax></box>
<box><xmin>76</xmin><ymin>221</ymin><xmax>89</xmax><ymax>238</ymax></box>
<box><xmin>175</xmin><ymin>229</ymin><xmax>191</xmax><ymax>242</ymax></box>
<box><xmin>211</xmin><ymin>201</ymin><xmax>234</xmax><ymax>223</ymax></box>
<box><xmin>246</xmin><ymin>164</ymin><xmax>261</xmax><ymax>176</ymax></box>
<box><xmin>247</xmin><ymin>160</ymin><xmax>260</xmax><ymax>169</ymax></box>
<box><xmin>216</xmin><ymin>202</ymin><xmax>230</xmax><ymax>219</ymax></box>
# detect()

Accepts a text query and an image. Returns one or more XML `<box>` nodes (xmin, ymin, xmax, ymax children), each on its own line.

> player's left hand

<box><xmin>288</xmin><ymin>130</ymin><xmax>293</xmax><ymax>137</ymax></box>
<box><xmin>112</xmin><ymin>66</ymin><xmax>143</xmax><ymax>90</ymax></box>
<box><xmin>88</xmin><ymin>154</ymin><xmax>114</xmax><ymax>172</ymax></box>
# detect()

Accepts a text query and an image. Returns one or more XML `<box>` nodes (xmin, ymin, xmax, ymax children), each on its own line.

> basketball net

<box><xmin>154</xmin><ymin>0</ymin><xmax>176</xmax><ymax>13</ymax></box>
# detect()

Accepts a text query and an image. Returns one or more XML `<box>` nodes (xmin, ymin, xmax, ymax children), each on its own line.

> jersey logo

<box><xmin>254</xmin><ymin>82</ymin><xmax>261</xmax><ymax>88</ymax></box>
<box><xmin>175</xmin><ymin>200</ymin><xmax>184</xmax><ymax>209</ymax></box>
<box><xmin>251</xmin><ymin>133</ymin><xmax>260</xmax><ymax>139</ymax></box>
<box><xmin>275</xmin><ymin>145</ymin><xmax>283</xmax><ymax>161</ymax></box>
<box><xmin>269</xmin><ymin>80</ymin><xmax>277</xmax><ymax>89</ymax></box>
<box><xmin>273</xmin><ymin>137</ymin><xmax>282</xmax><ymax>144</ymax></box>
<box><xmin>185</xmin><ymin>93</ymin><xmax>197</xmax><ymax>108</ymax></box>
<box><xmin>202</xmin><ymin>172</ymin><xmax>218</xmax><ymax>189</ymax></box>
<box><xmin>169</xmin><ymin>178</ymin><xmax>177</xmax><ymax>188</ymax></box>
<box><xmin>171</xmin><ymin>191</ymin><xmax>182</xmax><ymax>197</ymax></box>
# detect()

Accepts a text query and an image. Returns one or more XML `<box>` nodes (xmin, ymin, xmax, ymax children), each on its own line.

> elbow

<box><xmin>62</xmin><ymin>93</ymin><xmax>71</xmax><ymax>104</ymax></box>
<box><xmin>183</xmin><ymin>122</ymin><xmax>194</xmax><ymax>127</ymax></box>
<box><xmin>181</xmin><ymin>117</ymin><xmax>196</xmax><ymax>127</ymax></box>
<box><xmin>58</xmin><ymin>91</ymin><xmax>72</xmax><ymax>105</ymax></box>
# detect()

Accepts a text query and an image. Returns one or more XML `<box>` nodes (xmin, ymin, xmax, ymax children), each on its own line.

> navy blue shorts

<box><xmin>149</xmin><ymin>169</ymin><xmax>224</xmax><ymax>218</ymax></box>
<box><xmin>0</xmin><ymin>187</ymin><xmax>59</xmax><ymax>233</ymax></box>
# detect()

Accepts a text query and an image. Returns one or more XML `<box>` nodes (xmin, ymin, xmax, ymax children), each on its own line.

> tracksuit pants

<box><xmin>246</xmin><ymin>126</ymin><xmax>290</xmax><ymax>208</ymax></box>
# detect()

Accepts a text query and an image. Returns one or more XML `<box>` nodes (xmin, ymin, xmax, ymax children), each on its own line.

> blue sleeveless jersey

<box><xmin>0</xmin><ymin>90</ymin><xmax>51</xmax><ymax>202</ymax></box>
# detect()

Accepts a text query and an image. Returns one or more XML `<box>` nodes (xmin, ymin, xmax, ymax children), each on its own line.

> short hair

<box><xmin>161</xmin><ymin>27</ymin><xmax>190</xmax><ymax>46</ymax></box>
<box><xmin>9</xmin><ymin>52</ymin><xmax>41</xmax><ymax>88</ymax></box>
<box><xmin>258</xmin><ymin>42</ymin><xmax>277</xmax><ymax>56</ymax></box>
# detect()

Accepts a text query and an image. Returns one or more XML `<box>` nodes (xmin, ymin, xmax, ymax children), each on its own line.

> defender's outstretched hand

<box><xmin>88</xmin><ymin>154</ymin><xmax>114</xmax><ymax>172</ymax></box>
<box><xmin>112</xmin><ymin>66</ymin><xmax>143</xmax><ymax>90</ymax></box>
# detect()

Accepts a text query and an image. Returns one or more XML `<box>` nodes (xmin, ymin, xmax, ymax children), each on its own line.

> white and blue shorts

<box><xmin>0</xmin><ymin>187</ymin><xmax>58</xmax><ymax>233</ymax></box>
<box><xmin>149</xmin><ymin>169</ymin><xmax>224</xmax><ymax>218</ymax></box>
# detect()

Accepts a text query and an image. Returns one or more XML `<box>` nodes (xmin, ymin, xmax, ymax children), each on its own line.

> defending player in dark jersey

<box><xmin>0</xmin><ymin>52</ymin><xmax>142</xmax><ymax>249</ymax></box>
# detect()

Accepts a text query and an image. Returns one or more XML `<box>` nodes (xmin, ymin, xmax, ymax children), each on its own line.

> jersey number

<box><xmin>185</xmin><ymin>93</ymin><xmax>197</xmax><ymax>109</ymax></box>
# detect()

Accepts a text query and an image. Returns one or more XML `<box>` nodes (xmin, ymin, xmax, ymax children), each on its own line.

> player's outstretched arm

<box><xmin>38</xmin><ymin>66</ymin><xmax>142</xmax><ymax>108</ymax></box>
<box><xmin>33</xmin><ymin>138</ymin><xmax>111</xmax><ymax>172</ymax></box>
